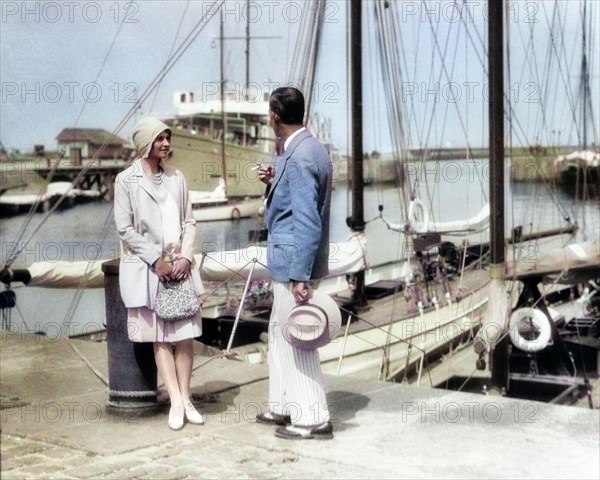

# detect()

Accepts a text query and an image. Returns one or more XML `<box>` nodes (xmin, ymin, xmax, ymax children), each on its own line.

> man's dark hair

<box><xmin>269</xmin><ymin>87</ymin><xmax>305</xmax><ymax>125</ymax></box>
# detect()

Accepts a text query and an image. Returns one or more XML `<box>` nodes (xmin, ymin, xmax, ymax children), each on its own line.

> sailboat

<box><xmin>424</xmin><ymin>1</ymin><xmax>599</xmax><ymax>404</ymax></box>
<box><xmin>0</xmin><ymin>181</ymin><xmax>101</xmax><ymax>217</ymax></box>
<box><xmin>226</xmin><ymin>0</ymin><xmax>496</xmax><ymax>378</ymax></box>
<box><xmin>552</xmin><ymin>0</ymin><xmax>599</xmax><ymax>198</ymax></box>
<box><xmin>226</xmin><ymin>0</ymin><xmax>599</xmax><ymax>395</ymax></box>
<box><xmin>187</xmin><ymin>178</ymin><xmax>263</xmax><ymax>222</ymax></box>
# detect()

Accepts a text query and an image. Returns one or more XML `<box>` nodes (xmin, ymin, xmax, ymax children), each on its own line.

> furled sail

<box><xmin>198</xmin><ymin>233</ymin><xmax>367</xmax><ymax>282</ymax></box>
<box><xmin>383</xmin><ymin>202</ymin><xmax>490</xmax><ymax>235</ymax></box>
<box><xmin>13</xmin><ymin>234</ymin><xmax>367</xmax><ymax>288</ymax></box>
<box><xmin>27</xmin><ymin>261</ymin><xmax>105</xmax><ymax>288</ymax></box>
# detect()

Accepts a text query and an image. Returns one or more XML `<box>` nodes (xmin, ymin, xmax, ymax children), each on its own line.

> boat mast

<box><xmin>220</xmin><ymin>7</ymin><xmax>228</xmax><ymax>196</ymax></box>
<box><xmin>581</xmin><ymin>0</ymin><xmax>589</xmax><ymax>151</ymax></box>
<box><xmin>245</xmin><ymin>0</ymin><xmax>250</xmax><ymax>94</ymax></box>
<box><xmin>348</xmin><ymin>0</ymin><xmax>366</xmax><ymax>305</ymax></box>
<box><xmin>488</xmin><ymin>0</ymin><xmax>508</xmax><ymax>390</ymax></box>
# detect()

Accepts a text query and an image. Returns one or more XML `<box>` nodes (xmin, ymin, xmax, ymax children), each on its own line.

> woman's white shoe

<box><xmin>184</xmin><ymin>401</ymin><xmax>204</xmax><ymax>425</ymax></box>
<box><xmin>168</xmin><ymin>405</ymin><xmax>185</xmax><ymax>430</ymax></box>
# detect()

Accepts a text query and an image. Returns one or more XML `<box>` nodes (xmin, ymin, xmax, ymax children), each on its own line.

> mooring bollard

<box><xmin>102</xmin><ymin>259</ymin><xmax>160</xmax><ymax>415</ymax></box>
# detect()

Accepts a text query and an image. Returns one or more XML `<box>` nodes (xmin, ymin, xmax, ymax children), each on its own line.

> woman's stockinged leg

<box><xmin>174</xmin><ymin>338</ymin><xmax>194</xmax><ymax>402</ymax></box>
<box><xmin>155</xmin><ymin>342</ymin><xmax>187</xmax><ymax>429</ymax></box>
<box><xmin>174</xmin><ymin>338</ymin><xmax>204</xmax><ymax>424</ymax></box>
<box><xmin>154</xmin><ymin>342</ymin><xmax>183</xmax><ymax>407</ymax></box>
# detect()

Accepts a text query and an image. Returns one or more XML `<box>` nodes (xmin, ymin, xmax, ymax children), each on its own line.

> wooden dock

<box><xmin>0</xmin><ymin>158</ymin><xmax>127</xmax><ymax>200</ymax></box>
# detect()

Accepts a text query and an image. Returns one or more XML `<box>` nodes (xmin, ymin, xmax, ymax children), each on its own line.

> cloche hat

<box><xmin>282</xmin><ymin>290</ymin><xmax>342</xmax><ymax>350</ymax></box>
<box><xmin>132</xmin><ymin>116</ymin><xmax>171</xmax><ymax>159</ymax></box>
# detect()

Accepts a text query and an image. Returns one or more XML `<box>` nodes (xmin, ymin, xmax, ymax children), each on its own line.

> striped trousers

<box><xmin>267</xmin><ymin>281</ymin><xmax>330</xmax><ymax>426</ymax></box>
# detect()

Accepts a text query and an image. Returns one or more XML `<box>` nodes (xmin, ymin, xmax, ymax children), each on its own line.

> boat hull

<box><xmin>559</xmin><ymin>167</ymin><xmax>599</xmax><ymax>197</ymax></box>
<box><xmin>227</xmin><ymin>265</ymin><xmax>490</xmax><ymax>383</ymax></box>
<box><xmin>168</xmin><ymin>129</ymin><xmax>270</xmax><ymax>198</ymax></box>
<box><xmin>0</xmin><ymin>190</ymin><xmax>100</xmax><ymax>218</ymax></box>
<box><xmin>319</xmin><ymin>292</ymin><xmax>488</xmax><ymax>381</ymax></box>
<box><xmin>192</xmin><ymin>198</ymin><xmax>264</xmax><ymax>222</ymax></box>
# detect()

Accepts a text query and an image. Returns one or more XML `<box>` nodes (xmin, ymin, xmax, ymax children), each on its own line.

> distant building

<box><xmin>56</xmin><ymin>128</ymin><xmax>128</xmax><ymax>164</ymax></box>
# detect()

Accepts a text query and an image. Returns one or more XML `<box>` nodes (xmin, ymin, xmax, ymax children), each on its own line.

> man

<box><xmin>256</xmin><ymin>87</ymin><xmax>333</xmax><ymax>440</ymax></box>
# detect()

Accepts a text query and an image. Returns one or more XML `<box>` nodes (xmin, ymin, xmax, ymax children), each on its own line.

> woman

<box><xmin>114</xmin><ymin>116</ymin><xmax>204</xmax><ymax>430</ymax></box>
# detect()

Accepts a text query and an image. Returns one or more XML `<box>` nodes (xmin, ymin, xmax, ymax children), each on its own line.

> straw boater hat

<box><xmin>282</xmin><ymin>291</ymin><xmax>342</xmax><ymax>350</ymax></box>
<box><xmin>132</xmin><ymin>116</ymin><xmax>171</xmax><ymax>159</ymax></box>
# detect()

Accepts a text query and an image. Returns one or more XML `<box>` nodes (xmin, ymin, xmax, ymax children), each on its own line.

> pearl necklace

<box><xmin>143</xmin><ymin>165</ymin><xmax>163</xmax><ymax>185</ymax></box>
<box><xmin>148</xmin><ymin>170</ymin><xmax>163</xmax><ymax>185</ymax></box>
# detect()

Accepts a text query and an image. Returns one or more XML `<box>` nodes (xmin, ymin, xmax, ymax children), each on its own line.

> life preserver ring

<box><xmin>231</xmin><ymin>207</ymin><xmax>241</xmax><ymax>220</ymax></box>
<box><xmin>508</xmin><ymin>308</ymin><xmax>552</xmax><ymax>352</ymax></box>
<box><xmin>408</xmin><ymin>198</ymin><xmax>430</xmax><ymax>233</ymax></box>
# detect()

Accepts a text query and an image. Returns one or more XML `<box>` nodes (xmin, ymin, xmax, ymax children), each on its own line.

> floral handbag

<box><xmin>154</xmin><ymin>280</ymin><xmax>199</xmax><ymax>321</ymax></box>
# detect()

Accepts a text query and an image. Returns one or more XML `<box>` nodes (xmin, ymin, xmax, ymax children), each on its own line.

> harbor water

<box><xmin>1</xmin><ymin>159</ymin><xmax>598</xmax><ymax>337</ymax></box>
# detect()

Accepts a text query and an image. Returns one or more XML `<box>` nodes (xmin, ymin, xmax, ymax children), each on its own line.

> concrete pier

<box><xmin>1</xmin><ymin>331</ymin><xmax>598</xmax><ymax>479</ymax></box>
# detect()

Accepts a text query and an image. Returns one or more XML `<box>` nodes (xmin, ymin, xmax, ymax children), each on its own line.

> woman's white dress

<box><xmin>127</xmin><ymin>175</ymin><xmax>202</xmax><ymax>343</ymax></box>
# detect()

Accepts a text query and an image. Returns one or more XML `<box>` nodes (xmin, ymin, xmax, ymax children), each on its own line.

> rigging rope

<box><xmin>365</xmin><ymin>2</ymin><xmax>385</xmax><ymax>209</ymax></box>
<box><xmin>373</xmin><ymin>0</ymin><xmax>494</xmax><ymax>230</ymax></box>
<box><xmin>373</xmin><ymin>0</ymin><xmax>411</xmax><ymax>221</ymax></box>
<box><xmin>456</xmin><ymin>1</ymin><xmax>584</xmax><ymax>234</ymax></box>
<box><xmin>286</xmin><ymin>0</ymin><xmax>326</xmax><ymax>124</ymax></box>
<box><xmin>59</xmin><ymin>204</ymin><xmax>116</xmax><ymax>337</ymax></box>
<box><xmin>3</xmin><ymin>1</ymin><xmax>225</xmax><ymax>270</ymax></box>
<box><xmin>149</xmin><ymin>0</ymin><xmax>191</xmax><ymax>111</ymax></box>
<box><xmin>73</xmin><ymin>19</ymin><xmax>126</xmax><ymax>127</ymax></box>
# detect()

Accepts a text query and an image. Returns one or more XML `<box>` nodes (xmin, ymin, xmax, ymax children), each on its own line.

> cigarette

<box><xmin>251</xmin><ymin>164</ymin><xmax>263</xmax><ymax>171</ymax></box>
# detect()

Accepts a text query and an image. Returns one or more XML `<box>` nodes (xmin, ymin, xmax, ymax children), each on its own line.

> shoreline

<box><xmin>2</xmin><ymin>145</ymin><xmax>596</xmax><ymax>190</ymax></box>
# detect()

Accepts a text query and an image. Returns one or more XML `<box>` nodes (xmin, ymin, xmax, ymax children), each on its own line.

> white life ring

<box><xmin>408</xmin><ymin>198</ymin><xmax>430</xmax><ymax>233</ymax></box>
<box><xmin>508</xmin><ymin>308</ymin><xmax>552</xmax><ymax>352</ymax></box>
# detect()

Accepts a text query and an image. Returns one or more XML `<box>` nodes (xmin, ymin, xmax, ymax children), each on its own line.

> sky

<box><xmin>0</xmin><ymin>0</ymin><xmax>348</xmax><ymax>153</ymax></box>
<box><xmin>1</xmin><ymin>0</ymin><xmax>598</xmax><ymax>155</ymax></box>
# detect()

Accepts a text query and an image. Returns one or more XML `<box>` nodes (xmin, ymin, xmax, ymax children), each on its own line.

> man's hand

<box><xmin>256</xmin><ymin>164</ymin><xmax>275</xmax><ymax>186</ymax></box>
<box><xmin>291</xmin><ymin>280</ymin><xmax>312</xmax><ymax>303</ymax></box>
